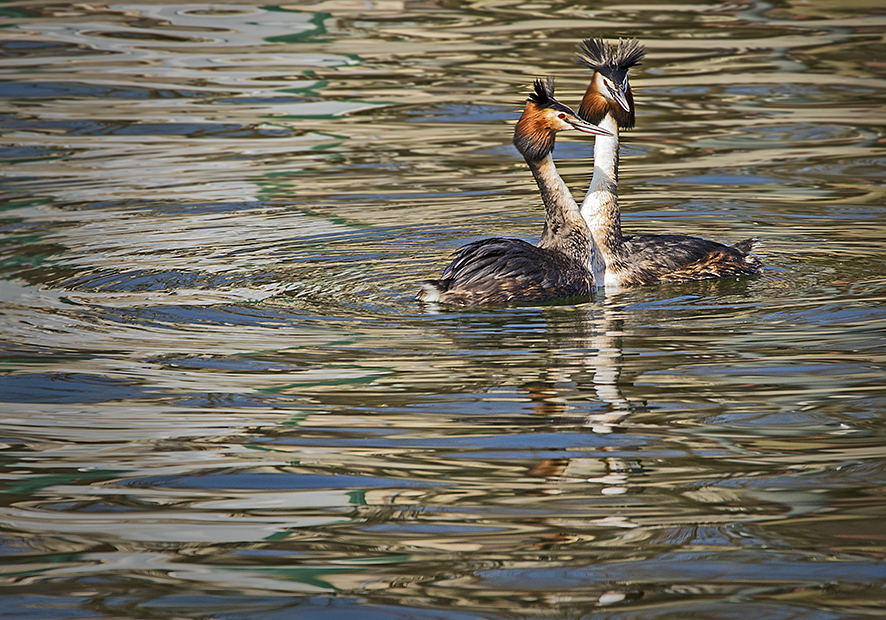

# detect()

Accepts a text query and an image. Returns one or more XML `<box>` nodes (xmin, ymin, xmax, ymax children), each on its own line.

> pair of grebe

<box><xmin>417</xmin><ymin>38</ymin><xmax>762</xmax><ymax>305</ymax></box>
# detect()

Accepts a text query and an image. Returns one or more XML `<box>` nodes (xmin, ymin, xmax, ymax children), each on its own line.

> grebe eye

<box><xmin>558</xmin><ymin>113</ymin><xmax>566</xmax><ymax>119</ymax></box>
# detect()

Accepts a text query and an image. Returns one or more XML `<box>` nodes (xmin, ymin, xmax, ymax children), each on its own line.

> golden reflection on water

<box><xmin>0</xmin><ymin>0</ymin><xmax>885</xmax><ymax>618</ymax></box>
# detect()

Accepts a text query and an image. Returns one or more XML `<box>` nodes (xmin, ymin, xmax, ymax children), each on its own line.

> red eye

<box><xmin>558</xmin><ymin>113</ymin><xmax>566</xmax><ymax>119</ymax></box>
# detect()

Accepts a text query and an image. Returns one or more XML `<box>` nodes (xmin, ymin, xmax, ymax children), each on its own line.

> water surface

<box><xmin>1</xmin><ymin>1</ymin><xmax>885</xmax><ymax>618</ymax></box>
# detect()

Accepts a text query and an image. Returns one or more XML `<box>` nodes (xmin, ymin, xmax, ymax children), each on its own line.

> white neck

<box><xmin>583</xmin><ymin>115</ymin><xmax>620</xmax><ymax>197</ymax></box>
<box><xmin>580</xmin><ymin>114</ymin><xmax>621</xmax><ymax>287</ymax></box>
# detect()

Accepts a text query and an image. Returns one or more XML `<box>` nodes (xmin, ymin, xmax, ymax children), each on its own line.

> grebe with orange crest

<box><xmin>417</xmin><ymin>77</ymin><xmax>611</xmax><ymax>305</ymax></box>
<box><xmin>575</xmin><ymin>37</ymin><xmax>762</xmax><ymax>288</ymax></box>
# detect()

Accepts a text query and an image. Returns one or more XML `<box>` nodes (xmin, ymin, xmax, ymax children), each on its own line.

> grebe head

<box><xmin>574</xmin><ymin>38</ymin><xmax>645</xmax><ymax>128</ymax></box>
<box><xmin>513</xmin><ymin>76</ymin><xmax>612</xmax><ymax>162</ymax></box>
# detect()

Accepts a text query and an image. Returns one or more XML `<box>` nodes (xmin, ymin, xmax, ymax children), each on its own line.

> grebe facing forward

<box><xmin>416</xmin><ymin>77</ymin><xmax>611</xmax><ymax>305</ymax></box>
<box><xmin>576</xmin><ymin>37</ymin><xmax>762</xmax><ymax>287</ymax></box>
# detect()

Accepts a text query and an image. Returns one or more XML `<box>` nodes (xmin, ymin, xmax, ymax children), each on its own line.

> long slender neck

<box><xmin>580</xmin><ymin>114</ymin><xmax>622</xmax><ymax>280</ymax></box>
<box><xmin>529</xmin><ymin>153</ymin><xmax>594</xmax><ymax>268</ymax></box>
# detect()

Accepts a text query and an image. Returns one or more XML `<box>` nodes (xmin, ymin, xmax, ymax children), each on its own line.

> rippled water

<box><xmin>2</xmin><ymin>1</ymin><xmax>885</xmax><ymax>618</ymax></box>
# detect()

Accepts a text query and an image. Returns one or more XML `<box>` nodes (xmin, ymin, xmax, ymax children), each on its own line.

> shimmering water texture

<box><xmin>1</xmin><ymin>1</ymin><xmax>885</xmax><ymax>619</ymax></box>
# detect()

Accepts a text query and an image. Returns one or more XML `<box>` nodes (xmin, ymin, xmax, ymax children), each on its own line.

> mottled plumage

<box><xmin>575</xmin><ymin>37</ymin><xmax>762</xmax><ymax>287</ymax></box>
<box><xmin>418</xmin><ymin>238</ymin><xmax>593</xmax><ymax>305</ymax></box>
<box><xmin>611</xmin><ymin>234</ymin><xmax>763</xmax><ymax>285</ymax></box>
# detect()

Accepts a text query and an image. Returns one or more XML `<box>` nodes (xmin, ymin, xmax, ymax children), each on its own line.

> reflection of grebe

<box><xmin>576</xmin><ymin>38</ymin><xmax>762</xmax><ymax>288</ymax></box>
<box><xmin>416</xmin><ymin>78</ymin><xmax>611</xmax><ymax>305</ymax></box>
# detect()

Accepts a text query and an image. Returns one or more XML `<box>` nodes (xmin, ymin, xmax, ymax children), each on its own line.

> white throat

<box><xmin>580</xmin><ymin>113</ymin><xmax>620</xmax><ymax>287</ymax></box>
<box><xmin>581</xmin><ymin>114</ymin><xmax>619</xmax><ymax>210</ymax></box>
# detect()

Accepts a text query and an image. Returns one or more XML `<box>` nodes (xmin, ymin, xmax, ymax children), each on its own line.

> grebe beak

<box><xmin>568</xmin><ymin>117</ymin><xmax>614</xmax><ymax>136</ymax></box>
<box><xmin>606</xmin><ymin>81</ymin><xmax>631</xmax><ymax>113</ymax></box>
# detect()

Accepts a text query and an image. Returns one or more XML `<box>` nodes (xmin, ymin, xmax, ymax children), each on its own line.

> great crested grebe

<box><xmin>575</xmin><ymin>37</ymin><xmax>762</xmax><ymax>287</ymax></box>
<box><xmin>416</xmin><ymin>77</ymin><xmax>611</xmax><ymax>305</ymax></box>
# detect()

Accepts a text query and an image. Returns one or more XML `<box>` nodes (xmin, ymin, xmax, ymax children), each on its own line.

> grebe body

<box><xmin>417</xmin><ymin>78</ymin><xmax>610</xmax><ymax>305</ymax></box>
<box><xmin>575</xmin><ymin>38</ymin><xmax>762</xmax><ymax>287</ymax></box>
<box><xmin>418</xmin><ymin>237</ymin><xmax>595</xmax><ymax>305</ymax></box>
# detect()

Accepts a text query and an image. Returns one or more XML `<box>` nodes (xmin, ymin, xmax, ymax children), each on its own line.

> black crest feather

<box><xmin>527</xmin><ymin>76</ymin><xmax>573</xmax><ymax>116</ymax></box>
<box><xmin>575</xmin><ymin>38</ymin><xmax>645</xmax><ymax>83</ymax></box>
<box><xmin>529</xmin><ymin>76</ymin><xmax>556</xmax><ymax>107</ymax></box>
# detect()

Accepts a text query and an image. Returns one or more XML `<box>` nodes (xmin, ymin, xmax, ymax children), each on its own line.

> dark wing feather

<box><xmin>418</xmin><ymin>237</ymin><xmax>593</xmax><ymax>305</ymax></box>
<box><xmin>615</xmin><ymin>235</ymin><xmax>762</xmax><ymax>284</ymax></box>
<box><xmin>730</xmin><ymin>237</ymin><xmax>758</xmax><ymax>254</ymax></box>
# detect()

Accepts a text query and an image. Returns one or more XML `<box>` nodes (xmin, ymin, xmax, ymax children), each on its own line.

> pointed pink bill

<box><xmin>567</xmin><ymin>117</ymin><xmax>613</xmax><ymax>136</ymax></box>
